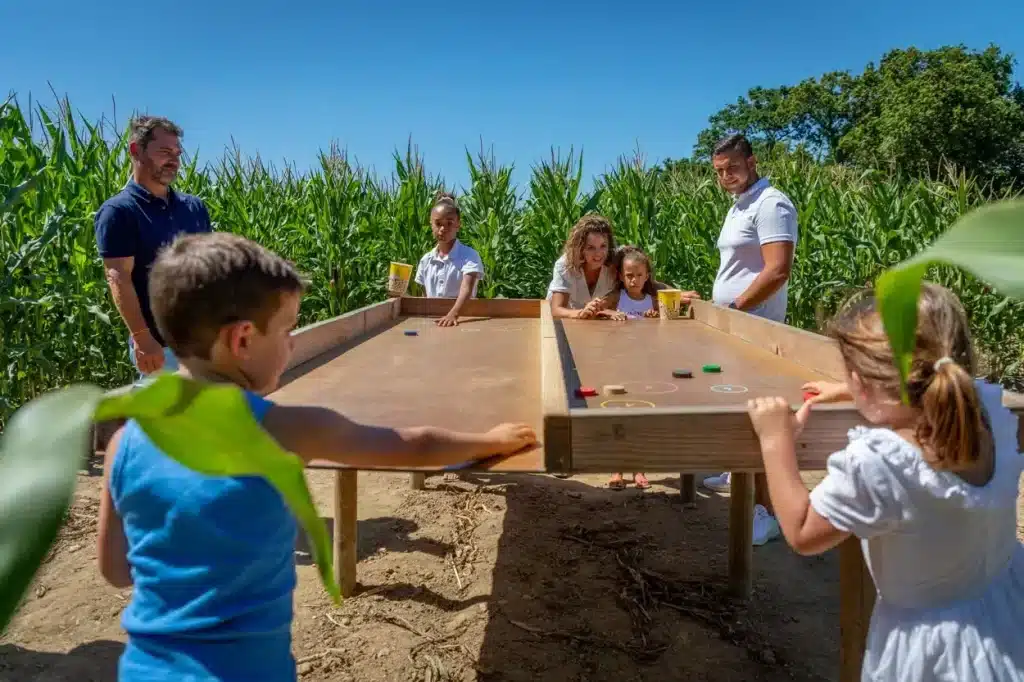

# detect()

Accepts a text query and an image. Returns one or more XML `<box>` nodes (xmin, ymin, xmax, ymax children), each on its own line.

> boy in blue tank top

<box><xmin>96</xmin><ymin>232</ymin><xmax>537</xmax><ymax>682</ymax></box>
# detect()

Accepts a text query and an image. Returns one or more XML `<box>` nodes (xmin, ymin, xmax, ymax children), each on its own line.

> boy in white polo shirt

<box><xmin>413</xmin><ymin>192</ymin><xmax>485</xmax><ymax>327</ymax></box>
<box><xmin>703</xmin><ymin>134</ymin><xmax>799</xmax><ymax>547</ymax></box>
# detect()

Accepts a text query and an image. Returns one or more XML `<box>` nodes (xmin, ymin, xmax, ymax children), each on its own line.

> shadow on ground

<box><xmin>295</xmin><ymin>516</ymin><xmax>453</xmax><ymax>564</ymax></box>
<box><xmin>455</xmin><ymin>471</ymin><xmax>842</xmax><ymax>682</ymax></box>
<box><xmin>0</xmin><ymin>640</ymin><xmax>124</xmax><ymax>682</ymax></box>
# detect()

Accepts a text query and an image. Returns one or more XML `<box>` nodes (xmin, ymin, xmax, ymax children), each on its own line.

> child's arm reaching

<box><xmin>263</xmin><ymin>405</ymin><xmax>536</xmax><ymax>469</ymax></box>
<box><xmin>802</xmin><ymin>380</ymin><xmax>852</xmax><ymax>405</ymax></box>
<box><xmin>436</xmin><ymin>272</ymin><xmax>480</xmax><ymax>327</ymax></box>
<box><xmin>746</xmin><ymin>397</ymin><xmax>851</xmax><ymax>556</ymax></box>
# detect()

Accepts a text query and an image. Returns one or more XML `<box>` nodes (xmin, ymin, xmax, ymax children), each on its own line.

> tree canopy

<box><xmin>691</xmin><ymin>44</ymin><xmax>1024</xmax><ymax>189</ymax></box>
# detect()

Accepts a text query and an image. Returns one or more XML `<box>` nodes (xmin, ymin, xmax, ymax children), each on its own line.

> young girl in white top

<box><xmin>598</xmin><ymin>245</ymin><xmax>661</xmax><ymax>322</ymax></box>
<box><xmin>598</xmin><ymin>246</ymin><xmax>659</xmax><ymax>489</ymax></box>
<box><xmin>747</xmin><ymin>283</ymin><xmax>1023</xmax><ymax>682</ymax></box>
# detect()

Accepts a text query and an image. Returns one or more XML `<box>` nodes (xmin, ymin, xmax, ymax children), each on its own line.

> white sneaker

<box><xmin>702</xmin><ymin>472</ymin><xmax>731</xmax><ymax>493</ymax></box>
<box><xmin>752</xmin><ymin>504</ymin><xmax>781</xmax><ymax>546</ymax></box>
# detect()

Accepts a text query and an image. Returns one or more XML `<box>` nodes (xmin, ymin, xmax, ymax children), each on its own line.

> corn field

<box><xmin>2</xmin><ymin>94</ymin><xmax>1023</xmax><ymax>427</ymax></box>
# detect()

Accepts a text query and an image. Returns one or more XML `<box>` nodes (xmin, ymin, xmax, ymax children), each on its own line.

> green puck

<box><xmin>702</xmin><ymin>364</ymin><xmax>721</xmax><ymax>373</ymax></box>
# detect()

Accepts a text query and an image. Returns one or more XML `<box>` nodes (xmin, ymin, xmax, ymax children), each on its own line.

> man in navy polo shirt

<box><xmin>95</xmin><ymin>116</ymin><xmax>212</xmax><ymax>379</ymax></box>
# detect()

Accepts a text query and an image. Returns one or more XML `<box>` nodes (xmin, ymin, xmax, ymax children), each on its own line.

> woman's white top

<box><xmin>615</xmin><ymin>291</ymin><xmax>655</xmax><ymax>319</ymax></box>
<box><xmin>546</xmin><ymin>254</ymin><xmax>617</xmax><ymax>310</ymax></box>
<box><xmin>808</xmin><ymin>379</ymin><xmax>1024</xmax><ymax>681</ymax></box>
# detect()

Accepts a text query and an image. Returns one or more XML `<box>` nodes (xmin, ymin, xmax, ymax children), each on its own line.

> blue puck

<box><xmin>404</xmin><ymin>330</ymin><xmax>418</xmax><ymax>336</ymax></box>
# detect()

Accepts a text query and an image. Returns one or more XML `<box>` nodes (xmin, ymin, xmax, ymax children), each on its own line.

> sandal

<box><xmin>608</xmin><ymin>474</ymin><xmax>627</xmax><ymax>490</ymax></box>
<box><xmin>633</xmin><ymin>473</ymin><xmax>650</xmax><ymax>489</ymax></box>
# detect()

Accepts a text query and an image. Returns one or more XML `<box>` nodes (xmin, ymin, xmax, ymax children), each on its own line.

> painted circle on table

<box><xmin>710</xmin><ymin>384</ymin><xmax>749</xmax><ymax>394</ymax></box>
<box><xmin>600</xmin><ymin>399</ymin><xmax>657</xmax><ymax>409</ymax></box>
<box><xmin>616</xmin><ymin>381</ymin><xmax>679</xmax><ymax>396</ymax></box>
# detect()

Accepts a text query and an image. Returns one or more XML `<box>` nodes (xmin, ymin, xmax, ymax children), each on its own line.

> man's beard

<box><xmin>144</xmin><ymin>158</ymin><xmax>178</xmax><ymax>185</ymax></box>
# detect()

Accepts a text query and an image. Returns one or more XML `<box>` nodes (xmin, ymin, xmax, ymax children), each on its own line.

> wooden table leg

<box><xmin>839</xmin><ymin>537</ymin><xmax>875</xmax><ymax>682</ymax></box>
<box><xmin>333</xmin><ymin>470</ymin><xmax>358</xmax><ymax>598</ymax></box>
<box><xmin>409</xmin><ymin>473</ymin><xmax>425</xmax><ymax>490</ymax></box>
<box><xmin>728</xmin><ymin>472</ymin><xmax>754</xmax><ymax>598</ymax></box>
<box><xmin>680</xmin><ymin>473</ymin><xmax>697</xmax><ymax>508</ymax></box>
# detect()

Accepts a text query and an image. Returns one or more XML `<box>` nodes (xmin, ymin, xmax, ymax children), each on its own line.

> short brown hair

<box><xmin>129</xmin><ymin>115</ymin><xmax>183</xmax><ymax>150</ymax></box>
<box><xmin>562</xmin><ymin>214</ymin><xmax>616</xmax><ymax>274</ymax></box>
<box><xmin>149</xmin><ymin>232</ymin><xmax>307</xmax><ymax>359</ymax></box>
<box><xmin>827</xmin><ymin>283</ymin><xmax>991</xmax><ymax>472</ymax></box>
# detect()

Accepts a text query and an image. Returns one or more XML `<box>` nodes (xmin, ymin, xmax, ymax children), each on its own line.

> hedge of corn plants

<box><xmin>2</xmin><ymin>94</ymin><xmax>1022</xmax><ymax>428</ymax></box>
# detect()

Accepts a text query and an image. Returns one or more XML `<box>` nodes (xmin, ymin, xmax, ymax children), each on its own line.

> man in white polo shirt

<box><xmin>702</xmin><ymin>134</ymin><xmax>798</xmax><ymax>546</ymax></box>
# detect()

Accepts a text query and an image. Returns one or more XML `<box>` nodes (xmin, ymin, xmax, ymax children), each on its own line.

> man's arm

<box><xmin>263</xmin><ymin>404</ymin><xmax>536</xmax><ymax>469</ymax></box>
<box><xmin>732</xmin><ymin>197</ymin><xmax>797</xmax><ymax>311</ymax></box>
<box><xmin>95</xmin><ymin>203</ymin><xmax>164</xmax><ymax>372</ymax></box>
<box><xmin>731</xmin><ymin>241</ymin><xmax>794</xmax><ymax>311</ymax></box>
<box><xmin>102</xmin><ymin>257</ymin><xmax>148</xmax><ymax>335</ymax></box>
<box><xmin>103</xmin><ymin>257</ymin><xmax>164</xmax><ymax>372</ymax></box>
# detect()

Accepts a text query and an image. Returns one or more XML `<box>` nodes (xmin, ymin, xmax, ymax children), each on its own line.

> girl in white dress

<box><xmin>599</xmin><ymin>246</ymin><xmax>660</xmax><ymax>490</ymax></box>
<box><xmin>747</xmin><ymin>283</ymin><xmax>1023</xmax><ymax>682</ymax></box>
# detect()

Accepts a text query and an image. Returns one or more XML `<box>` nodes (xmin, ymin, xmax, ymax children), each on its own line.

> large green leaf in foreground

<box><xmin>0</xmin><ymin>384</ymin><xmax>104</xmax><ymax>633</ymax></box>
<box><xmin>876</xmin><ymin>199</ymin><xmax>1024</xmax><ymax>401</ymax></box>
<box><xmin>1</xmin><ymin>374</ymin><xmax>339</xmax><ymax>634</ymax></box>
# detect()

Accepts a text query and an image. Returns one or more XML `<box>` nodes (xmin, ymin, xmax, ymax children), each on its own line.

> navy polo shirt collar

<box><xmin>125</xmin><ymin>179</ymin><xmax>177</xmax><ymax>205</ymax></box>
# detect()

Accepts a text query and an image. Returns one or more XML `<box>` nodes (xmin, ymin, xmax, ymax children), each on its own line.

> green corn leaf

<box><xmin>876</xmin><ymin>199</ymin><xmax>1024</xmax><ymax>401</ymax></box>
<box><xmin>0</xmin><ymin>384</ymin><xmax>104</xmax><ymax>633</ymax></box>
<box><xmin>1</xmin><ymin>374</ymin><xmax>339</xmax><ymax>634</ymax></box>
<box><xmin>0</xmin><ymin>167</ymin><xmax>46</xmax><ymax>217</ymax></box>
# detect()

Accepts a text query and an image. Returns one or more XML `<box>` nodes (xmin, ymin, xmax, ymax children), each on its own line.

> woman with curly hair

<box><xmin>546</xmin><ymin>214</ymin><xmax>620</xmax><ymax>319</ymax></box>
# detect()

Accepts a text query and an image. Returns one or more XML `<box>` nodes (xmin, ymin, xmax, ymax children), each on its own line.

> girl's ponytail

<box><xmin>918</xmin><ymin>357</ymin><xmax>991</xmax><ymax>471</ymax></box>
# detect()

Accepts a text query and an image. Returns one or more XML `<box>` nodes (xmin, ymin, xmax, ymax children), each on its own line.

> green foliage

<box><xmin>0</xmin><ymin>373</ymin><xmax>339</xmax><ymax>634</ymax></box>
<box><xmin>2</xmin><ymin>92</ymin><xmax>1024</xmax><ymax>430</ymax></box>
<box><xmin>693</xmin><ymin>44</ymin><xmax>1024</xmax><ymax>188</ymax></box>
<box><xmin>876</xmin><ymin>200</ymin><xmax>1024</xmax><ymax>399</ymax></box>
<box><xmin>0</xmin><ymin>383</ymin><xmax>100</xmax><ymax>633</ymax></box>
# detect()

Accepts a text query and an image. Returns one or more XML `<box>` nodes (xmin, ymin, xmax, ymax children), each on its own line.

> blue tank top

<box><xmin>109</xmin><ymin>390</ymin><xmax>299</xmax><ymax>682</ymax></box>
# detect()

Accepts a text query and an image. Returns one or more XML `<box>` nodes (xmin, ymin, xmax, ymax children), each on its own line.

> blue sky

<box><xmin>4</xmin><ymin>0</ymin><xmax>1023</xmax><ymax>192</ymax></box>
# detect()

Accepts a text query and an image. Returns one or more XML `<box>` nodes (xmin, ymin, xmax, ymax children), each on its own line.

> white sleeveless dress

<box><xmin>809</xmin><ymin>380</ymin><xmax>1024</xmax><ymax>681</ymax></box>
<box><xmin>616</xmin><ymin>292</ymin><xmax>655</xmax><ymax>319</ymax></box>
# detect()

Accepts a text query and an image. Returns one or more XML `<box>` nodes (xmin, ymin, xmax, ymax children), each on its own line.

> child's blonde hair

<box><xmin>827</xmin><ymin>282</ymin><xmax>992</xmax><ymax>471</ymax></box>
<box><xmin>613</xmin><ymin>245</ymin><xmax>658</xmax><ymax>298</ymax></box>
<box><xmin>562</xmin><ymin>214</ymin><xmax>616</xmax><ymax>274</ymax></box>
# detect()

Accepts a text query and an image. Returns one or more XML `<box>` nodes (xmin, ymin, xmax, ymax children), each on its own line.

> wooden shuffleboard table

<box><xmin>269</xmin><ymin>295</ymin><xmax>1024</xmax><ymax>682</ymax></box>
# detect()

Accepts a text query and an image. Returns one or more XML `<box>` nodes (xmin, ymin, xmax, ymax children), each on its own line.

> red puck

<box><xmin>802</xmin><ymin>390</ymin><xmax>818</xmax><ymax>402</ymax></box>
<box><xmin>576</xmin><ymin>387</ymin><xmax>598</xmax><ymax>398</ymax></box>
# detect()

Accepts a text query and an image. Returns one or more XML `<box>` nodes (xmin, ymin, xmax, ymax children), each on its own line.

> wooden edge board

<box><xmin>540</xmin><ymin>303</ymin><xmax>571</xmax><ymax>472</ymax></box>
<box><xmin>567</xmin><ymin>403</ymin><xmax>861</xmax><ymax>473</ymax></box>
<box><xmin>689</xmin><ymin>299</ymin><xmax>847</xmax><ymax>379</ymax></box>
<box><xmin>568</xmin><ymin>397</ymin><xmax>1024</xmax><ymax>473</ymax></box>
<box><xmin>399</xmin><ymin>296</ymin><xmax>540</xmax><ymax>318</ymax></box>
<box><xmin>287</xmin><ymin>298</ymin><xmax>399</xmax><ymax>371</ymax></box>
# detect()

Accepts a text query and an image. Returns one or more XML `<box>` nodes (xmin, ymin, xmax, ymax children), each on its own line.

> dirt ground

<box><xmin>3</xmin><ymin>456</ymin><xmax>1022</xmax><ymax>682</ymax></box>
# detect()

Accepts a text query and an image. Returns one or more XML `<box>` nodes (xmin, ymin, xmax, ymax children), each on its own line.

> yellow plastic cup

<box><xmin>657</xmin><ymin>288</ymin><xmax>683</xmax><ymax>320</ymax></box>
<box><xmin>387</xmin><ymin>261</ymin><xmax>413</xmax><ymax>297</ymax></box>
